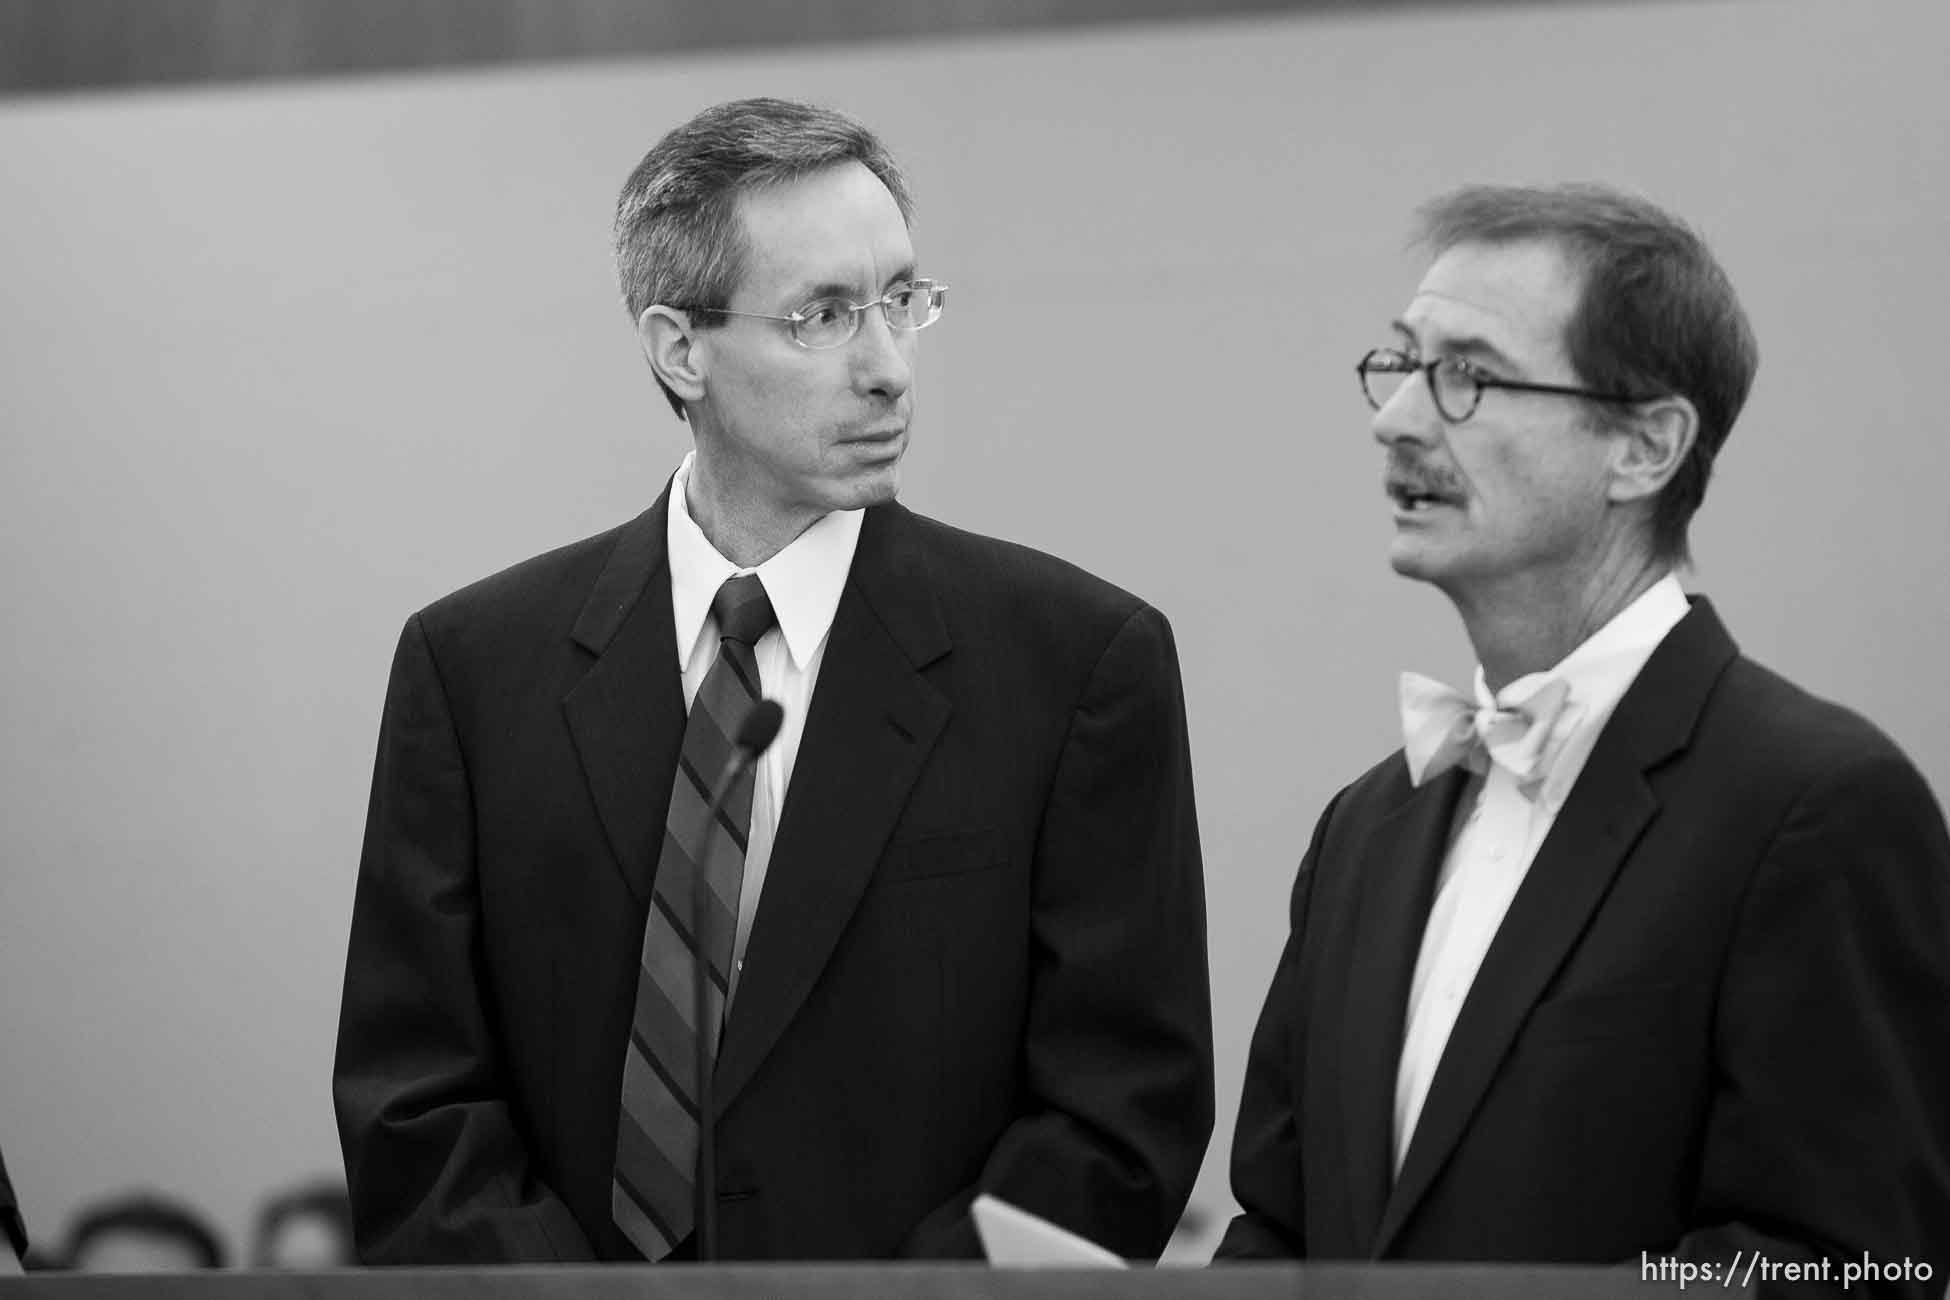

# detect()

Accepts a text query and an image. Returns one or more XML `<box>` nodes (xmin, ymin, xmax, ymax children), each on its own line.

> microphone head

<box><xmin>735</xmin><ymin>699</ymin><xmax>785</xmax><ymax>757</ymax></box>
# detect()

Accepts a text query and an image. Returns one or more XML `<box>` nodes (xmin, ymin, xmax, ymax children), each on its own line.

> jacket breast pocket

<box><xmin>1520</xmin><ymin>982</ymin><xmax>1696</xmax><ymax>1050</ymax></box>
<box><xmin>879</xmin><ymin>828</ymin><xmax>1007</xmax><ymax>883</ymax></box>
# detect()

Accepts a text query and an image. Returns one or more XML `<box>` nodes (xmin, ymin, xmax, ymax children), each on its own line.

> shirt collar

<box><xmin>1470</xmin><ymin>572</ymin><xmax>1690</xmax><ymax>807</ymax></box>
<box><xmin>666</xmin><ymin>451</ymin><xmax>864</xmax><ymax>672</ymax></box>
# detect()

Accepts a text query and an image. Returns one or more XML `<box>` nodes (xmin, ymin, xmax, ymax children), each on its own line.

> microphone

<box><xmin>691</xmin><ymin>696</ymin><xmax>784</xmax><ymax>1262</ymax></box>
<box><xmin>732</xmin><ymin>698</ymin><xmax>785</xmax><ymax>761</ymax></box>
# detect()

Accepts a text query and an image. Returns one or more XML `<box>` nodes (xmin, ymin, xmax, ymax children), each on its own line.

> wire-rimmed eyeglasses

<box><xmin>682</xmin><ymin>279</ymin><xmax>948</xmax><ymax>350</ymax></box>
<box><xmin>1357</xmin><ymin>347</ymin><xmax>1654</xmax><ymax>424</ymax></box>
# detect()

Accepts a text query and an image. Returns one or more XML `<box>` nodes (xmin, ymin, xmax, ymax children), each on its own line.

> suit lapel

<box><xmin>1373</xmin><ymin>597</ymin><xmax>1738</xmax><ymax>1254</ymax></box>
<box><xmin>713</xmin><ymin>503</ymin><xmax>952</xmax><ymax>1112</ymax></box>
<box><xmin>562</xmin><ymin>484</ymin><xmax>685</xmax><ymax>904</ymax></box>
<box><xmin>1338</xmin><ymin>766</ymin><xmax>1468</xmax><ymax>1253</ymax></box>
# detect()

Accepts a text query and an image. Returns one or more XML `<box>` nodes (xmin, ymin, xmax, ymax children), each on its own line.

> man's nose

<box><xmin>852</xmin><ymin>307</ymin><xmax>913</xmax><ymax>401</ymax></box>
<box><xmin>1371</xmin><ymin>372</ymin><xmax>1442</xmax><ymax>450</ymax></box>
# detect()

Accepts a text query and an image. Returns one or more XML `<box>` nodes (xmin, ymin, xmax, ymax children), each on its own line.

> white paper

<box><xmin>972</xmin><ymin>1193</ymin><xmax>1128</xmax><ymax>1268</ymax></box>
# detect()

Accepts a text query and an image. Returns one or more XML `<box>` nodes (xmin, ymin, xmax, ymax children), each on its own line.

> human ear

<box><xmin>1607</xmin><ymin>395</ymin><xmax>1698</xmax><ymax>504</ymax></box>
<box><xmin>638</xmin><ymin>305</ymin><xmax>707</xmax><ymax>405</ymax></box>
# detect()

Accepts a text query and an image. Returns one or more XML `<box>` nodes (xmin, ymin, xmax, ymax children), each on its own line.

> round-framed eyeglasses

<box><xmin>682</xmin><ymin>279</ymin><xmax>948</xmax><ymax>351</ymax></box>
<box><xmin>1356</xmin><ymin>347</ymin><xmax>1654</xmax><ymax>424</ymax></box>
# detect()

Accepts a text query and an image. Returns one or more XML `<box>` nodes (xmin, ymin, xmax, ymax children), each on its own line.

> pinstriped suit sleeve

<box><xmin>333</xmin><ymin>615</ymin><xmax>596</xmax><ymax>1264</ymax></box>
<box><xmin>896</xmin><ymin>603</ymin><xmax>1215</xmax><ymax>1260</ymax></box>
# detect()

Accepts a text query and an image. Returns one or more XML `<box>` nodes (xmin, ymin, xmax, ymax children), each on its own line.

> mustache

<box><xmin>1385</xmin><ymin>456</ymin><xmax>1466</xmax><ymax>499</ymax></box>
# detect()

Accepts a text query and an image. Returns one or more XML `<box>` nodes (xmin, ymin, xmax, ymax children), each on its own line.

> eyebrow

<box><xmin>1390</xmin><ymin>319</ymin><xmax>1521</xmax><ymax>371</ymax></box>
<box><xmin>786</xmin><ymin>265</ymin><xmax>920</xmax><ymax>307</ymax></box>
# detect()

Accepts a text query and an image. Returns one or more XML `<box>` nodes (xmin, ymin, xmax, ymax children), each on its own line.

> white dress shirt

<box><xmin>1391</xmin><ymin>574</ymin><xmax>1690</xmax><ymax>1173</ymax></box>
<box><xmin>666</xmin><ymin>451</ymin><xmax>863</xmax><ymax>1004</ymax></box>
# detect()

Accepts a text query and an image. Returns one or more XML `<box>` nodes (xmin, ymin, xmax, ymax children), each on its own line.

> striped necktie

<box><xmin>613</xmin><ymin>572</ymin><xmax>776</xmax><ymax>1261</ymax></box>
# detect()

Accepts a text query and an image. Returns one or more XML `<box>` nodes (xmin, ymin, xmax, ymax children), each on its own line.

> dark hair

<box><xmin>66</xmin><ymin>1191</ymin><xmax>227</xmax><ymax>1270</ymax></box>
<box><xmin>613</xmin><ymin>97</ymin><xmax>915</xmax><ymax>418</ymax></box>
<box><xmin>251</xmin><ymin>1177</ymin><xmax>354</xmax><ymax>1268</ymax></box>
<box><xmin>1415</xmin><ymin>183</ymin><xmax>1759</xmax><ymax>566</ymax></box>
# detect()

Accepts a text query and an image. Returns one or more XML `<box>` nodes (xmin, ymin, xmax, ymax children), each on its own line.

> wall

<box><xmin>2</xmin><ymin>0</ymin><xmax>1945</xmax><ymax>1263</ymax></box>
<box><xmin>0</xmin><ymin>0</ymin><xmax>1461</xmax><ymax>95</ymax></box>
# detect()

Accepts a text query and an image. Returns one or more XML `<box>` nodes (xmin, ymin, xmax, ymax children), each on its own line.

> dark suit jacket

<box><xmin>1219</xmin><ymin>598</ymin><xmax>1950</xmax><ymax>1297</ymax></box>
<box><xmin>0</xmin><ymin>1144</ymin><xmax>24</xmax><ymax>1262</ymax></box>
<box><xmin>333</xmin><ymin>488</ymin><xmax>1213</xmax><ymax>1264</ymax></box>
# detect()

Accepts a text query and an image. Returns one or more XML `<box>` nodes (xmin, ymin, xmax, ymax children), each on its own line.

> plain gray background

<box><xmin>2</xmin><ymin>0</ymin><xmax>1945</xmax><ymax>1264</ymax></box>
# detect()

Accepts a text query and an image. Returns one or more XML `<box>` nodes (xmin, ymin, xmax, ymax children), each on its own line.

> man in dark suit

<box><xmin>334</xmin><ymin>98</ymin><xmax>1212</xmax><ymax>1265</ymax></box>
<box><xmin>1219</xmin><ymin>184</ymin><xmax>1950</xmax><ymax>1295</ymax></box>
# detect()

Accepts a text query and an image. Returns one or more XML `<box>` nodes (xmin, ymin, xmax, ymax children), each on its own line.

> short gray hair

<box><xmin>613</xmin><ymin>97</ymin><xmax>915</xmax><ymax>418</ymax></box>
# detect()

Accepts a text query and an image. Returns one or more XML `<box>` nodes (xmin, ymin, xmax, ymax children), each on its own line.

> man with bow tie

<box><xmin>1218</xmin><ymin>183</ymin><xmax>1950</xmax><ymax>1293</ymax></box>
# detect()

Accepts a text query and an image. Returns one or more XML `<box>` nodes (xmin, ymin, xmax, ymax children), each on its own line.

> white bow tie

<box><xmin>1398</xmin><ymin>671</ymin><xmax>1574</xmax><ymax>799</ymax></box>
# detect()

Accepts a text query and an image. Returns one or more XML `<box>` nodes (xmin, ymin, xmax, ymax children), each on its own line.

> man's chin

<box><xmin>834</xmin><ymin>462</ymin><xmax>902</xmax><ymax>509</ymax></box>
<box><xmin>1387</xmin><ymin>537</ymin><xmax>1449</xmax><ymax>584</ymax></box>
